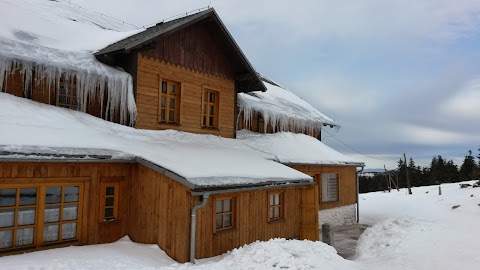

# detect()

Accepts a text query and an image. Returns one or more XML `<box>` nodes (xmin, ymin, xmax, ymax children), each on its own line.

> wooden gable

<box><xmin>140</xmin><ymin>19</ymin><xmax>238</xmax><ymax>80</ymax></box>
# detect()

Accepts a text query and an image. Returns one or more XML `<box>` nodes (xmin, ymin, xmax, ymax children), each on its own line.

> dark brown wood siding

<box><xmin>140</xmin><ymin>21</ymin><xmax>236</xmax><ymax>80</ymax></box>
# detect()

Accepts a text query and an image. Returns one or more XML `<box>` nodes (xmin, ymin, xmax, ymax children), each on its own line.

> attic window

<box><xmin>202</xmin><ymin>89</ymin><xmax>219</xmax><ymax>129</ymax></box>
<box><xmin>56</xmin><ymin>79</ymin><xmax>78</xmax><ymax>110</ymax></box>
<box><xmin>159</xmin><ymin>79</ymin><xmax>181</xmax><ymax>124</ymax></box>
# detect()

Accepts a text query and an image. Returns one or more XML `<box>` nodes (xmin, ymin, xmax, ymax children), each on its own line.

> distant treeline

<box><xmin>359</xmin><ymin>148</ymin><xmax>480</xmax><ymax>193</ymax></box>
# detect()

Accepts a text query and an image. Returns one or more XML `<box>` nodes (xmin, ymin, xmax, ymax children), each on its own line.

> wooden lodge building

<box><xmin>0</xmin><ymin>6</ymin><xmax>363</xmax><ymax>263</ymax></box>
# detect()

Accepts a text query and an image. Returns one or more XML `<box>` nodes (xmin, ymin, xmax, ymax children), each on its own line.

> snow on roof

<box><xmin>237</xmin><ymin>130</ymin><xmax>363</xmax><ymax>166</ymax></box>
<box><xmin>0</xmin><ymin>0</ymin><xmax>139</xmax><ymax>51</ymax></box>
<box><xmin>238</xmin><ymin>76</ymin><xmax>340</xmax><ymax>134</ymax></box>
<box><xmin>0</xmin><ymin>93</ymin><xmax>312</xmax><ymax>187</ymax></box>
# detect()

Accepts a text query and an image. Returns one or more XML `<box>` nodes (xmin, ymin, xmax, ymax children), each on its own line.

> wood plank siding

<box><xmin>0</xmin><ymin>162</ymin><xmax>132</xmax><ymax>255</ymax></box>
<box><xmin>288</xmin><ymin>165</ymin><xmax>358</xmax><ymax>210</ymax></box>
<box><xmin>194</xmin><ymin>186</ymin><xmax>313</xmax><ymax>260</ymax></box>
<box><xmin>128</xmin><ymin>164</ymin><xmax>318</xmax><ymax>262</ymax></box>
<box><xmin>135</xmin><ymin>53</ymin><xmax>236</xmax><ymax>137</ymax></box>
<box><xmin>127</xmin><ymin>163</ymin><xmax>193</xmax><ymax>263</ymax></box>
<box><xmin>140</xmin><ymin>21</ymin><xmax>236</xmax><ymax>80</ymax></box>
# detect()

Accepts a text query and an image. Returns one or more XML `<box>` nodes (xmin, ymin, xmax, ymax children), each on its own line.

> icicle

<box><xmin>0</xmin><ymin>37</ymin><xmax>137</xmax><ymax>126</ymax></box>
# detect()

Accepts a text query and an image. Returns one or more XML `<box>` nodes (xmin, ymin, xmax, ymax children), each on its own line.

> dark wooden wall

<box><xmin>141</xmin><ymin>21</ymin><xmax>236</xmax><ymax>80</ymax></box>
<box><xmin>0</xmin><ymin>162</ymin><xmax>132</xmax><ymax>253</ymax></box>
<box><xmin>288</xmin><ymin>165</ymin><xmax>357</xmax><ymax>210</ymax></box>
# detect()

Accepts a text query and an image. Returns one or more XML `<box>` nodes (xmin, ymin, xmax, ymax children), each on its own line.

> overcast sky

<box><xmin>73</xmin><ymin>0</ymin><xmax>480</xmax><ymax>169</ymax></box>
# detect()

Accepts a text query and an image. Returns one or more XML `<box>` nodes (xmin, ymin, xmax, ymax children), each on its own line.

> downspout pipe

<box><xmin>356</xmin><ymin>165</ymin><xmax>365</xmax><ymax>223</ymax></box>
<box><xmin>190</xmin><ymin>193</ymin><xmax>210</xmax><ymax>263</ymax></box>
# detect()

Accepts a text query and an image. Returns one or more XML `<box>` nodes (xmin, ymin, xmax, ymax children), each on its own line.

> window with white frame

<box><xmin>321</xmin><ymin>173</ymin><xmax>338</xmax><ymax>202</ymax></box>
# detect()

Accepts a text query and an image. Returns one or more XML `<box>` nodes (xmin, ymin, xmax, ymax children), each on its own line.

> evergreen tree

<box><xmin>430</xmin><ymin>155</ymin><xmax>446</xmax><ymax>184</ymax></box>
<box><xmin>408</xmin><ymin>157</ymin><xmax>422</xmax><ymax>187</ymax></box>
<box><xmin>459</xmin><ymin>150</ymin><xmax>477</xmax><ymax>180</ymax></box>
<box><xmin>445</xmin><ymin>160</ymin><xmax>459</xmax><ymax>183</ymax></box>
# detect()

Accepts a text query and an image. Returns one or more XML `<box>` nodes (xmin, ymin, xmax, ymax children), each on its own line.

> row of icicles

<box><xmin>0</xmin><ymin>58</ymin><xmax>137</xmax><ymax>126</ymax></box>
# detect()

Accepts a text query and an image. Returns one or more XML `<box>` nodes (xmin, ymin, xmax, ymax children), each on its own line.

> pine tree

<box><xmin>460</xmin><ymin>150</ymin><xmax>477</xmax><ymax>180</ymax></box>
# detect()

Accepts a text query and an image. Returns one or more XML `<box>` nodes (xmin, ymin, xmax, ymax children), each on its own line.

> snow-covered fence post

<box><xmin>439</xmin><ymin>185</ymin><xmax>442</xmax><ymax>196</ymax></box>
<box><xmin>322</xmin><ymin>224</ymin><xmax>334</xmax><ymax>246</ymax></box>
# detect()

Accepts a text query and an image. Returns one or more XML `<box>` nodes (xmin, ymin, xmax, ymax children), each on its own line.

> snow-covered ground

<box><xmin>1</xmin><ymin>181</ymin><xmax>479</xmax><ymax>269</ymax></box>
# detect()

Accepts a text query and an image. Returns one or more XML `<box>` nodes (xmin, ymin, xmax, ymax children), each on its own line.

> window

<box><xmin>0</xmin><ymin>184</ymin><xmax>82</xmax><ymax>252</ymax></box>
<box><xmin>159</xmin><ymin>79</ymin><xmax>180</xmax><ymax>124</ymax></box>
<box><xmin>43</xmin><ymin>185</ymin><xmax>81</xmax><ymax>244</ymax></box>
<box><xmin>0</xmin><ymin>188</ymin><xmax>37</xmax><ymax>250</ymax></box>
<box><xmin>321</xmin><ymin>173</ymin><xmax>339</xmax><ymax>202</ymax></box>
<box><xmin>99</xmin><ymin>181</ymin><xmax>119</xmax><ymax>223</ymax></box>
<box><xmin>268</xmin><ymin>192</ymin><xmax>284</xmax><ymax>221</ymax></box>
<box><xmin>202</xmin><ymin>89</ymin><xmax>219</xmax><ymax>128</ymax></box>
<box><xmin>56</xmin><ymin>79</ymin><xmax>78</xmax><ymax>110</ymax></box>
<box><xmin>215</xmin><ymin>198</ymin><xmax>234</xmax><ymax>231</ymax></box>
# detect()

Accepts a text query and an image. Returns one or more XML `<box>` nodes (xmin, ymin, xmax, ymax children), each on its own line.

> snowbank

<box><xmin>0</xmin><ymin>93</ymin><xmax>311</xmax><ymax>187</ymax></box>
<box><xmin>181</xmin><ymin>239</ymin><xmax>356</xmax><ymax>270</ymax></box>
<box><xmin>237</xmin><ymin>130</ymin><xmax>362</xmax><ymax>165</ymax></box>
<box><xmin>238</xmin><ymin>76</ymin><xmax>339</xmax><ymax>134</ymax></box>
<box><xmin>0</xmin><ymin>236</ymin><xmax>178</xmax><ymax>270</ymax></box>
<box><xmin>356</xmin><ymin>181</ymin><xmax>480</xmax><ymax>269</ymax></box>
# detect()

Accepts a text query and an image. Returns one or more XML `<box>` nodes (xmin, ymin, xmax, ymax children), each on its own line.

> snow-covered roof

<box><xmin>237</xmin><ymin>130</ymin><xmax>363</xmax><ymax>166</ymax></box>
<box><xmin>0</xmin><ymin>0</ymin><xmax>142</xmax><ymax>125</ymax></box>
<box><xmin>0</xmin><ymin>93</ymin><xmax>312</xmax><ymax>188</ymax></box>
<box><xmin>238</xmin><ymin>76</ymin><xmax>340</xmax><ymax>133</ymax></box>
<box><xmin>0</xmin><ymin>0</ymin><xmax>139</xmax><ymax>51</ymax></box>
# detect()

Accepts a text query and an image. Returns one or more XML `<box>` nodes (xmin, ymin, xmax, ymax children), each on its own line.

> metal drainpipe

<box><xmin>356</xmin><ymin>165</ymin><xmax>365</xmax><ymax>223</ymax></box>
<box><xmin>190</xmin><ymin>193</ymin><xmax>210</xmax><ymax>263</ymax></box>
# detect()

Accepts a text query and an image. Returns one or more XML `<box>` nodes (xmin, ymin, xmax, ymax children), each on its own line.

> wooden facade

<box><xmin>289</xmin><ymin>165</ymin><xmax>358</xmax><ymax>211</ymax></box>
<box><xmin>129</xmin><ymin>164</ymin><xmax>318</xmax><ymax>262</ymax></box>
<box><xmin>0</xmin><ymin>162</ymin><xmax>131</xmax><ymax>255</ymax></box>
<box><xmin>135</xmin><ymin>54</ymin><xmax>236</xmax><ymax>137</ymax></box>
<box><xmin>0</xmin><ymin>161</ymin><xmax>319</xmax><ymax>262</ymax></box>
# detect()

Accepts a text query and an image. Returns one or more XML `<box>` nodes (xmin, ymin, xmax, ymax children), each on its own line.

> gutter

<box><xmin>190</xmin><ymin>193</ymin><xmax>210</xmax><ymax>263</ymax></box>
<box><xmin>191</xmin><ymin>180</ymin><xmax>312</xmax><ymax>196</ymax></box>
<box><xmin>356</xmin><ymin>165</ymin><xmax>365</xmax><ymax>223</ymax></box>
<box><xmin>0</xmin><ymin>157</ymin><xmax>135</xmax><ymax>163</ymax></box>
